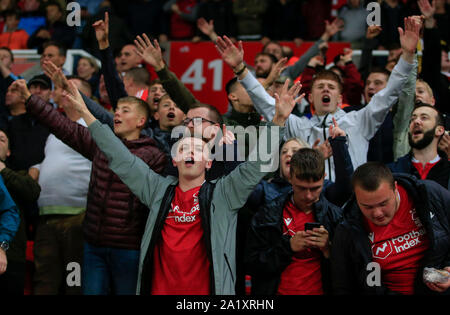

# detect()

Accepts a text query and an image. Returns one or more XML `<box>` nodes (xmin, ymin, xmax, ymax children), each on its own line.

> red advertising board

<box><xmin>168</xmin><ymin>41</ymin><xmax>350</xmax><ymax>114</ymax></box>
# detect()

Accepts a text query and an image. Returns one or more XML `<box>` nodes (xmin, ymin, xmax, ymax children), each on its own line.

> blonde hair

<box><xmin>78</xmin><ymin>56</ymin><xmax>99</xmax><ymax>73</ymax></box>
<box><xmin>283</xmin><ymin>137</ymin><xmax>310</xmax><ymax>150</ymax></box>
<box><xmin>416</xmin><ymin>79</ymin><xmax>434</xmax><ymax>98</ymax></box>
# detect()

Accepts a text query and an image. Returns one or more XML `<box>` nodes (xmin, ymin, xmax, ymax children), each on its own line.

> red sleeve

<box><xmin>25</xmin><ymin>95</ymin><xmax>97</xmax><ymax>161</ymax></box>
<box><xmin>300</xmin><ymin>66</ymin><xmax>316</xmax><ymax>96</ymax></box>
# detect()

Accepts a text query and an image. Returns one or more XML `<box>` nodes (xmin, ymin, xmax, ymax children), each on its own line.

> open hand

<box><xmin>418</xmin><ymin>0</ymin><xmax>436</xmax><ymax>20</ymax></box>
<box><xmin>42</xmin><ymin>60</ymin><xmax>69</xmax><ymax>91</ymax></box>
<box><xmin>273</xmin><ymin>80</ymin><xmax>305</xmax><ymax>126</ymax></box>
<box><xmin>215</xmin><ymin>36</ymin><xmax>244</xmax><ymax>71</ymax></box>
<box><xmin>399</xmin><ymin>16</ymin><xmax>421</xmax><ymax>58</ymax></box>
<box><xmin>134</xmin><ymin>33</ymin><xmax>165</xmax><ymax>71</ymax></box>
<box><xmin>197</xmin><ymin>18</ymin><xmax>215</xmax><ymax>37</ymax></box>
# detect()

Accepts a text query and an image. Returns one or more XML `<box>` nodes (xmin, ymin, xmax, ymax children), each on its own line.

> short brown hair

<box><xmin>415</xmin><ymin>79</ymin><xmax>434</xmax><ymax>98</ymax></box>
<box><xmin>290</xmin><ymin>148</ymin><xmax>325</xmax><ymax>181</ymax></box>
<box><xmin>311</xmin><ymin>70</ymin><xmax>343</xmax><ymax>93</ymax></box>
<box><xmin>189</xmin><ymin>102</ymin><xmax>223</xmax><ymax>125</ymax></box>
<box><xmin>117</xmin><ymin>96</ymin><xmax>150</xmax><ymax>124</ymax></box>
<box><xmin>351</xmin><ymin>162</ymin><xmax>395</xmax><ymax>192</ymax></box>
<box><xmin>412</xmin><ymin>103</ymin><xmax>445</xmax><ymax>127</ymax></box>
<box><xmin>124</xmin><ymin>67</ymin><xmax>150</xmax><ymax>86</ymax></box>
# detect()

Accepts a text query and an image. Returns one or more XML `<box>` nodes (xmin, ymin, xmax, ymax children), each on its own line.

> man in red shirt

<box><xmin>388</xmin><ymin>104</ymin><xmax>449</xmax><ymax>189</ymax></box>
<box><xmin>245</xmin><ymin>147</ymin><xmax>343</xmax><ymax>295</ymax></box>
<box><xmin>331</xmin><ymin>162</ymin><xmax>450</xmax><ymax>295</ymax></box>
<box><xmin>47</xmin><ymin>74</ymin><xmax>300</xmax><ymax>294</ymax></box>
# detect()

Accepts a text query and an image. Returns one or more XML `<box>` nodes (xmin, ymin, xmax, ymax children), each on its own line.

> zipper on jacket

<box><xmin>321</xmin><ymin>114</ymin><xmax>332</xmax><ymax>182</ymax></box>
<box><xmin>199</xmin><ymin>182</ymin><xmax>216</xmax><ymax>295</ymax></box>
<box><xmin>140</xmin><ymin>185</ymin><xmax>176</xmax><ymax>295</ymax></box>
<box><xmin>223</xmin><ymin>253</ymin><xmax>235</xmax><ymax>284</ymax></box>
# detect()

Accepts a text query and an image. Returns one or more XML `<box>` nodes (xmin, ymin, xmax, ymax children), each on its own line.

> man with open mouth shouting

<box><xmin>219</xmin><ymin>16</ymin><xmax>422</xmax><ymax>183</ymax></box>
<box><xmin>388</xmin><ymin>104</ymin><xmax>449</xmax><ymax>189</ymax></box>
<box><xmin>57</xmin><ymin>76</ymin><xmax>299</xmax><ymax>295</ymax></box>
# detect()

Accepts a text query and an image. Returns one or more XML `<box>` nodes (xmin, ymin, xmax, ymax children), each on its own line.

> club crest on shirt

<box><xmin>372</xmin><ymin>241</ymin><xmax>393</xmax><ymax>260</ymax></box>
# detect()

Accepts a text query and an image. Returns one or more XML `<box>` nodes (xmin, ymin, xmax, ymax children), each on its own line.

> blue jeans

<box><xmin>82</xmin><ymin>242</ymin><xmax>140</xmax><ymax>295</ymax></box>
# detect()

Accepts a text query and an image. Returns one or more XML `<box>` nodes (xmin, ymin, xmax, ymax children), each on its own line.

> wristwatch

<box><xmin>0</xmin><ymin>241</ymin><xmax>9</xmax><ymax>252</ymax></box>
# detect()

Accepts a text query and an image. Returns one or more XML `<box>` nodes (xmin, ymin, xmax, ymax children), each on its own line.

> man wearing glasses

<box><xmin>178</xmin><ymin>103</ymin><xmax>243</xmax><ymax>181</ymax></box>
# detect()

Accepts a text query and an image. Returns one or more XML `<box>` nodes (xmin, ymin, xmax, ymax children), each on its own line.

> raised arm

<box><xmin>93</xmin><ymin>12</ymin><xmax>128</xmax><ymax>109</ymax></box>
<box><xmin>352</xmin><ymin>16</ymin><xmax>420</xmax><ymax>141</ymax></box>
<box><xmin>359</xmin><ymin>25</ymin><xmax>382</xmax><ymax>82</ymax></box>
<box><xmin>62</xmin><ymin>82</ymin><xmax>166</xmax><ymax>206</ymax></box>
<box><xmin>282</xmin><ymin>19</ymin><xmax>343</xmax><ymax>80</ymax></box>
<box><xmin>81</xmin><ymin>92</ymin><xmax>114</xmax><ymax>129</ymax></box>
<box><xmin>216</xmin><ymin>36</ymin><xmax>310</xmax><ymax>140</ymax></box>
<box><xmin>419</xmin><ymin>0</ymin><xmax>443</xmax><ymax>105</ymax></box>
<box><xmin>322</xmin><ymin>119</ymin><xmax>353</xmax><ymax>207</ymax></box>
<box><xmin>216</xmin><ymin>35</ymin><xmax>275</xmax><ymax>120</ymax></box>
<box><xmin>392</xmin><ymin>56</ymin><xmax>418</xmax><ymax>160</ymax></box>
<box><xmin>134</xmin><ymin>33</ymin><xmax>197</xmax><ymax>113</ymax></box>
<box><xmin>43</xmin><ymin>59</ymin><xmax>117</xmax><ymax>129</ymax></box>
<box><xmin>215</xmin><ymin>80</ymin><xmax>303</xmax><ymax>211</ymax></box>
<box><xmin>197</xmin><ymin>18</ymin><xmax>218</xmax><ymax>43</ymax></box>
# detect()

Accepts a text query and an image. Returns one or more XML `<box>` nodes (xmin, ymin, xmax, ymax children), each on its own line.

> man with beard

<box><xmin>254</xmin><ymin>52</ymin><xmax>277</xmax><ymax>79</ymax></box>
<box><xmin>388</xmin><ymin>104</ymin><xmax>449</xmax><ymax>189</ymax></box>
<box><xmin>218</xmin><ymin>15</ymin><xmax>420</xmax><ymax>181</ymax></box>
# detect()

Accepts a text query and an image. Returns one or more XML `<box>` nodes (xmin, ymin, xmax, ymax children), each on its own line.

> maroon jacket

<box><xmin>25</xmin><ymin>95</ymin><xmax>167</xmax><ymax>250</ymax></box>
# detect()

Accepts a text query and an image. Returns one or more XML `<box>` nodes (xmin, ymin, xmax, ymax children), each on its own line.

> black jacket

<box><xmin>244</xmin><ymin>190</ymin><xmax>343</xmax><ymax>295</ymax></box>
<box><xmin>331</xmin><ymin>174</ymin><xmax>450</xmax><ymax>295</ymax></box>
<box><xmin>422</xmin><ymin>26</ymin><xmax>449</xmax><ymax>117</ymax></box>
<box><xmin>388</xmin><ymin>151</ymin><xmax>450</xmax><ymax>189</ymax></box>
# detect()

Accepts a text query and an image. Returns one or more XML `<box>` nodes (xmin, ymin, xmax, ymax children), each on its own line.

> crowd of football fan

<box><xmin>0</xmin><ymin>0</ymin><xmax>449</xmax><ymax>296</ymax></box>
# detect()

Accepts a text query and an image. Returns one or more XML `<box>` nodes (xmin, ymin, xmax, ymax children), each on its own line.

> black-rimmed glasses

<box><xmin>183</xmin><ymin>117</ymin><xmax>217</xmax><ymax>126</ymax></box>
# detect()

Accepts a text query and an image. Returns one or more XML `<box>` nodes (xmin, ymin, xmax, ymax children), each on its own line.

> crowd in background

<box><xmin>0</xmin><ymin>0</ymin><xmax>449</xmax><ymax>296</ymax></box>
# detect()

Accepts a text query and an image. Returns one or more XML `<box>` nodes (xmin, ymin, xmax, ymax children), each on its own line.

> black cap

<box><xmin>28</xmin><ymin>74</ymin><xmax>51</xmax><ymax>89</ymax></box>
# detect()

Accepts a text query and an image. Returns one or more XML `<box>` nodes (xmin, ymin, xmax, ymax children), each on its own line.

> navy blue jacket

<box><xmin>245</xmin><ymin>189</ymin><xmax>343</xmax><ymax>295</ymax></box>
<box><xmin>246</xmin><ymin>136</ymin><xmax>354</xmax><ymax>210</ymax></box>
<box><xmin>388</xmin><ymin>151</ymin><xmax>450</xmax><ymax>189</ymax></box>
<box><xmin>331</xmin><ymin>174</ymin><xmax>450</xmax><ymax>295</ymax></box>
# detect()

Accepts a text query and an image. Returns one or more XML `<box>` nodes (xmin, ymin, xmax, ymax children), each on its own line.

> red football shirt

<box><xmin>365</xmin><ymin>185</ymin><xmax>429</xmax><ymax>295</ymax></box>
<box><xmin>411</xmin><ymin>155</ymin><xmax>440</xmax><ymax>180</ymax></box>
<box><xmin>151</xmin><ymin>186</ymin><xmax>210</xmax><ymax>295</ymax></box>
<box><xmin>277</xmin><ymin>200</ymin><xmax>323</xmax><ymax>295</ymax></box>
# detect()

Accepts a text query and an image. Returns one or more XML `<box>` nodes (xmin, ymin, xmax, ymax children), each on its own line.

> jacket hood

<box><xmin>310</xmin><ymin>108</ymin><xmax>346</xmax><ymax>127</ymax></box>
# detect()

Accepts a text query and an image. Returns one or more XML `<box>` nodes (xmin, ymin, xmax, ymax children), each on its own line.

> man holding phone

<box><xmin>245</xmin><ymin>148</ymin><xmax>343</xmax><ymax>295</ymax></box>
